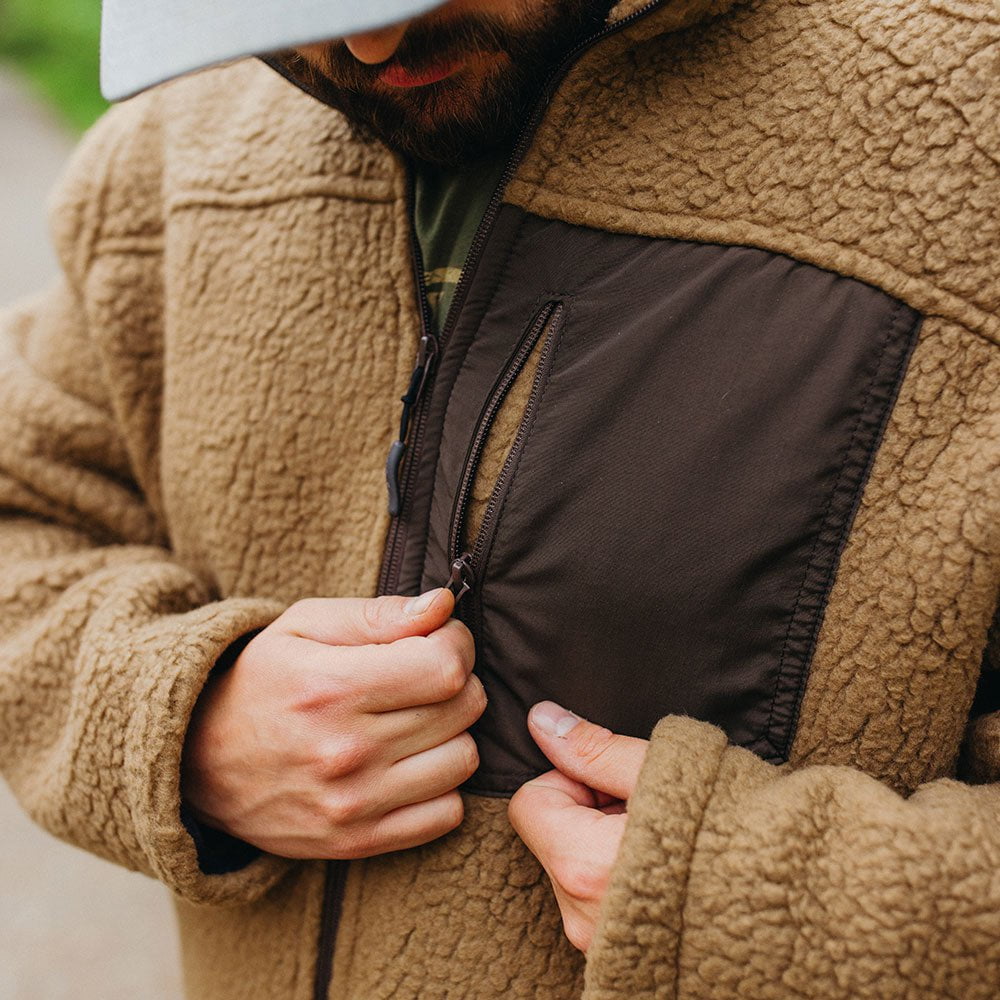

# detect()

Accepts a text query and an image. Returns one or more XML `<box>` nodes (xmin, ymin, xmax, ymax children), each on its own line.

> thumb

<box><xmin>527</xmin><ymin>702</ymin><xmax>648</xmax><ymax>801</ymax></box>
<box><xmin>281</xmin><ymin>588</ymin><xmax>455</xmax><ymax>646</ymax></box>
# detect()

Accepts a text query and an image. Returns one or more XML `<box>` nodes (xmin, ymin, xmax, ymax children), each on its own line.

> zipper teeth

<box><xmin>375</xmin><ymin>0</ymin><xmax>666</xmax><ymax>599</ymax></box>
<box><xmin>468</xmin><ymin>304</ymin><xmax>564</xmax><ymax>571</ymax></box>
<box><xmin>406</xmin><ymin>164</ymin><xmax>437</xmax><ymax>339</ymax></box>
<box><xmin>312</xmin><ymin>860</ymin><xmax>348</xmax><ymax>1000</ymax></box>
<box><xmin>448</xmin><ymin>301</ymin><xmax>559</xmax><ymax>562</ymax></box>
<box><xmin>377</xmin><ymin>165</ymin><xmax>435</xmax><ymax>597</ymax></box>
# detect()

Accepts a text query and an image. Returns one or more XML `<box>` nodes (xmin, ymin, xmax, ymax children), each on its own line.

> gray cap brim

<box><xmin>100</xmin><ymin>0</ymin><xmax>445</xmax><ymax>101</ymax></box>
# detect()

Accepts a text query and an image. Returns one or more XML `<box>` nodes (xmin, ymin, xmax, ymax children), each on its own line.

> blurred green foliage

<box><xmin>0</xmin><ymin>0</ymin><xmax>107</xmax><ymax>132</ymax></box>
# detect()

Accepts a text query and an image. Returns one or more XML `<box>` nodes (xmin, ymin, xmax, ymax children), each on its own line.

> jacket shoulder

<box><xmin>49</xmin><ymin>59</ymin><xmax>396</xmax><ymax>286</ymax></box>
<box><xmin>836</xmin><ymin>0</ymin><xmax>998</xmax><ymax>155</ymax></box>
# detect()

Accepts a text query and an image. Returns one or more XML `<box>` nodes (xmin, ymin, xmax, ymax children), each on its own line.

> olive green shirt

<box><xmin>412</xmin><ymin>154</ymin><xmax>509</xmax><ymax>334</ymax></box>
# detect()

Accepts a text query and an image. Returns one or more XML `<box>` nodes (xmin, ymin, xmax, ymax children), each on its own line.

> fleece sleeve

<box><xmin>581</xmin><ymin>709</ymin><xmax>1000</xmax><ymax>1000</ymax></box>
<box><xmin>0</xmin><ymin>121</ymin><xmax>292</xmax><ymax>906</ymax></box>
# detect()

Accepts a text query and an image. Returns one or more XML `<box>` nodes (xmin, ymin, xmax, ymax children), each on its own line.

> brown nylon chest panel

<box><xmin>398</xmin><ymin>207</ymin><xmax>919</xmax><ymax>793</ymax></box>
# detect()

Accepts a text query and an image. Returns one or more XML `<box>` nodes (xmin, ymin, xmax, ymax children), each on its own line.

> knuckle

<box><xmin>361</xmin><ymin>595</ymin><xmax>400</xmax><ymax>637</ymax></box>
<box><xmin>311</xmin><ymin>733</ymin><xmax>369</xmax><ymax>781</ymax></box>
<box><xmin>465</xmin><ymin>675</ymin><xmax>488</xmax><ymax>718</ymax></box>
<box><xmin>293</xmin><ymin>674</ymin><xmax>341</xmax><ymax>715</ymax></box>
<box><xmin>446</xmin><ymin>621</ymin><xmax>476</xmax><ymax>670</ymax></box>
<box><xmin>438</xmin><ymin>792</ymin><xmax>465</xmax><ymax>833</ymax></box>
<box><xmin>506</xmin><ymin>779</ymin><xmax>545</xmax><ymax>833</ymax></box>
<box><xmin>336</xmin><ymin>824</ymin><xmax>379</xmax><ymax>860</ymax></box>
<box><xmin>506</xmin><ymin>786</ymin><xmax>528</xmax><ymax>830</ymax></box>
<box><xmin>560</xmin><ymin>859</ymin><xmax>606</xmax><ymax>903</ymax></box>
<box><xmin>432</xmin><ymin>646</ymin><xmax>469</xmax><ymax>701</ymax></box>
<box><xmin>265</xmin><ymin>629</ymin><xmax>299</xmax><ymax>665</ymax></box>
<box><xmin>323</xmin><ymin>784</ymin><xmax>369</xmax><ymax>828</ymax></box>
<box><xmin>572</xmin><ymin>724</ymin><xmax>616</xmax><ymax>768</ymax></box>
<box><xmin>434</xmin><ymin>621</ymin><xmax>475</xmax><ymax>664</ymax></box>
<box><xmin>455</xmin><ymin>733</ymin><xmax>480</xmax><ymax>778</ymax></box>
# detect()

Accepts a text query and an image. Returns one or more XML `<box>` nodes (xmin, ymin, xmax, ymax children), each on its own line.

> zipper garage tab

<box><xmin>446</xmin><ymin>552</ymin><xmax>476</xmax><ymax>603</ymax></box>
<box><xmin>386</xmin><ymin>333</ymin><xmax>438</xmax><ymax>516</ymax></box>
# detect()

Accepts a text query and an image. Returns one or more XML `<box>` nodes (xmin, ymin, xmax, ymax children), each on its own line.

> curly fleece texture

<box><xmin>0</xmin><ymin>0</ymin><xmax>997</xmax><ymax>996</ymax></box>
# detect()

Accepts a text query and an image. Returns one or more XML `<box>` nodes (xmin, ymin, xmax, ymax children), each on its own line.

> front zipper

<box><xmin>377</xmin><ymin>167</ymin><xmax>438</xmax><ymax>594</ymax></box>
<box><xmin>385</xmin><ymin>329</ymin><xmax>437</xmax><ymax>519</ymax></box>
<box><xmin>375</xmin><ymin>0</ymin><xmax>668</xmax><ymax>602</ymax></box>
<box><xmin>318</xmin><ymin>176</ymin><xmax>440</xmax><ymax>1000</ymax></box>
<box><xmin>311</xmin><ymin>859</ymin><xmax>348</xmax><ymax>1000</ymax></box>
<box><xmin>318</xmin><ymin>4</ymin><xmax>670</xmax><ymax>998</ymax></box>
<box><xmin>445</xmin><ymin>302</ymin><xmax>565</xmax><ymax>616</ymax></box>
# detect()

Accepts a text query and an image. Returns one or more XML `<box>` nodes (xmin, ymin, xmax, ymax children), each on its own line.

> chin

<box><xmin>354</xmin><ymin>113</ymin><xmax>519</xmax><ymax>167</ymax></box>
<box><xmin>349</xmin><ymin>87</ymin><xmax>524</xmax><ymax>166</ymax></box>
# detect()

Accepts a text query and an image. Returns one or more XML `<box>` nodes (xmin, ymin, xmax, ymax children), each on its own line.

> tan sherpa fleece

<box><xmin>0</xmin><ymin>60</ymin><xmax>417</xmax><ymax>913</ymax></box>
<box><xmin>510</xmin><ymin>0</ymin><xmax>1000</xmax><ymax>344</ymax></box>
<box><xmin>0</xmin><ymin>0</ymin><xmax>997</xmax><ymax>996</ymax></box>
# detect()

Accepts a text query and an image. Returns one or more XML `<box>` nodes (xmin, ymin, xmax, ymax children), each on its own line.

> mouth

<box><xmin>378</xmin><ymin>59</ymin><xmax>465</xmax><ymax>89</ymax></box>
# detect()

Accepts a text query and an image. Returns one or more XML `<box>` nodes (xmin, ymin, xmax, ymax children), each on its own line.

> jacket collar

<box><xmin>608</xmin><ymin>0</ymin><xmax>742</xmax><ymax>35</ymax></box>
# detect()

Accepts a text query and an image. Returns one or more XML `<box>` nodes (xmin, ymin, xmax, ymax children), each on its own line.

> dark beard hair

<box><xmin>264</xmin><ymin>0</ymin><xmax>615</xmax><ymax>166</ymax></box>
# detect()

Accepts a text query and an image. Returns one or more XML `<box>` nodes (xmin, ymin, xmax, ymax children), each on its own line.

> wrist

<box><xmin>180</xmin><ymin>626</ymin><xmax>266</xmax><ymax>838</ymax></box>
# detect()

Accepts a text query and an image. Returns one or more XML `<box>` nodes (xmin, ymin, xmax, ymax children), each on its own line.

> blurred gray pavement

<box><xmin>0</xmin><ymin>67</ymin><xmax>184</xmax><ymax>1000</ymax></box>
<box><xmin>0</xmin><ymin>69</ymin><xmax>71</xmax><ymax>301</ymax></box>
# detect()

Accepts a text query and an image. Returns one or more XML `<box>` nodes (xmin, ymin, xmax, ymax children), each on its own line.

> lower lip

<box><xmin>379</xmin><ymin>61</ymin><xmax>463</xmax><ymax>88</ymax></box>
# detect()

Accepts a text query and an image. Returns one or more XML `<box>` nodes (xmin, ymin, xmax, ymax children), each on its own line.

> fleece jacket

<box><xmin>0</xmin><ymin>0</ymin><xmax>998</xmax><ymax>996</ymax></box>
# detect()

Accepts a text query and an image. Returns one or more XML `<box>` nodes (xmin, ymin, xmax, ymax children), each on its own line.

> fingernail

<box><xmin>406</xmin><ymin>588</ymin><xmax>442</xmax><ymax>616</ymax></box>
<box><xmin>530</xmin><ymin>701</ymin><xmax>581</xmax><ymax>738</ymax></box>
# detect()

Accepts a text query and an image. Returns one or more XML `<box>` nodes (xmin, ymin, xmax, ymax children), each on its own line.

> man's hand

<box><xmin>182</xmin><ymin>589</ymin><xmax>485</xmax><ymax>860</ymax></box>
<box><xmin>508</xmin><ymin>702</ymin><xmax>649</xmax><ymax>952</ymax></box>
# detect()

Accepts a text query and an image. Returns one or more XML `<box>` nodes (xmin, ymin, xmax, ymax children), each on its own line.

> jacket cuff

<box><xmin>180</xmin><ymin>801</ymin><xmax>262</xmax><ymax>875</ymax></box>
<box><xmin>124</xmin><ymin>596</ymin><xmax>295</xmax><ymax>904</ymax></box>
<box><xmin>179</xmin><ymin>625</ymin><xmax>268</xmax><ymax>876</ymax></box>
<box><xmin>581</xmin><ymin>716</ymin><xmax>730</xmax><ymax>999</ymax></box>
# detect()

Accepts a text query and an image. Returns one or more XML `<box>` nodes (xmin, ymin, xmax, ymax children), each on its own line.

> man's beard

<box><xmin>267</xmin><ymin>0</ymin><xmax>616</xmax><ymax>166</ymax></box>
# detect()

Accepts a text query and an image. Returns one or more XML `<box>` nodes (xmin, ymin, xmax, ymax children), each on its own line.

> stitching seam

<box><xmin>762</xmin><ymin>299</ymin><xmax>904</xmax><ymax>759</ymax></box>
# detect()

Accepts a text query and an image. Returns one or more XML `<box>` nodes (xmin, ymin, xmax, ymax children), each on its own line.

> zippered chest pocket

<box><xmin>417</xmin><ymin>209</ymin><xmax>920</xmax><ymax>796</ymax></box>
<box><xmin>423</xmin><ymin>297</ymin><xmax>570</xmax><ymax>794</ymax></box>
<box><xmin>447</xmin><ymin>301</ymin><xmax>565</xmax><ymax>606</ymax></box>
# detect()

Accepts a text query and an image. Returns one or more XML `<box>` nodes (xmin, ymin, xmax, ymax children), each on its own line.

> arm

<box><xmin>0</xmin><ymin>98</ymin><xmax>296</xmax><ymax>903</ymax></box>
<box><xmin>1</xmin><ymin>104</ymin><xmax>487</xmax><ymax>899</ymax></box>
<box><xmin>0</xmin><ymin>277</ymin><xmax>292</xmax><ymax>904</ymax></box>
<box><xmin>583</xmin><ymin>713</ymin><xmax>1000</xmax><ymax>999</ymax></box>
<box><xmin>511</xmin><ymin>693</ymin><xmax>1000</xmax><ymax>999</ymax></box>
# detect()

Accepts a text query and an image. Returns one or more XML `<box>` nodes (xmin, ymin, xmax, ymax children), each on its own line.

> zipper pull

<box><xmin>414</xmin><ymin>332</ymin><xmax>436</xmax><ymax>380</ymax></box>
<box><xmin>401</xmin><ymin>334</ymin><xmax>437</xmax><ymax>409</ymax></box>
<box><xmin>385</xmin><ymin>441</ymin><xmax>406</xmax><ymax>518</ymax></box>
<box><xmin>386</xmin><ymin>334</ymin><xmax>438</xmax><ymax>517</ymax></box>
<box><xmin>445</xmin><ymin>552</ymin><xmax>476</xmax><ymax>604</ymax></box>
